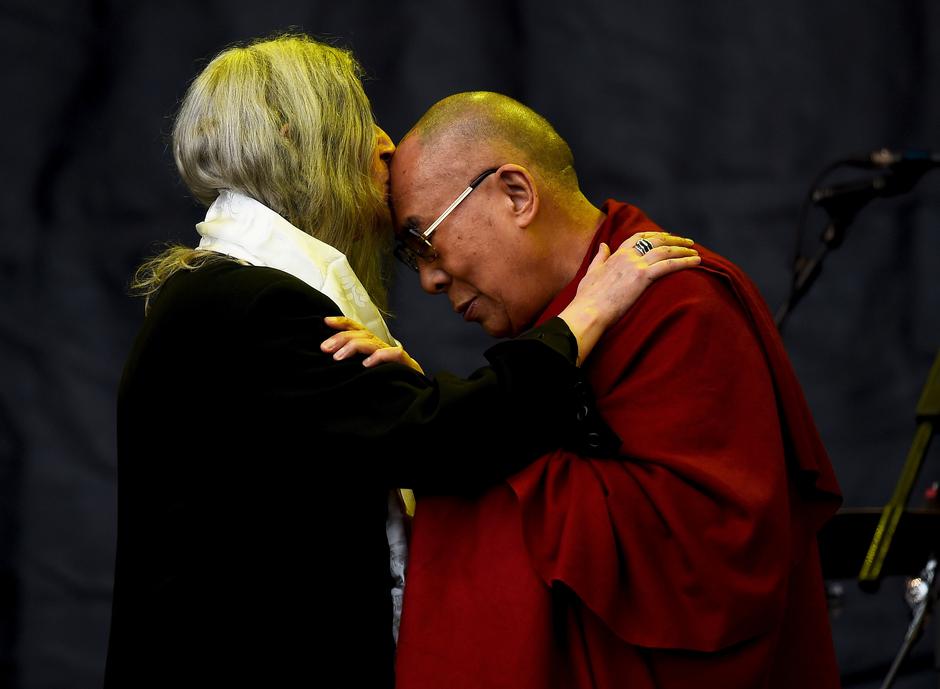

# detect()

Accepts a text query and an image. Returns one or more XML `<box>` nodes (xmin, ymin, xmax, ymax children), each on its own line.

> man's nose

<box><xmin>375</xmin><ymin>126</ymin><xmax>395</xmax><ymax>161</ymax></box>
<box><xmin>417</xmin><ymin>262</ymin><xmax>450</xmax><ymax>295</ymax></box>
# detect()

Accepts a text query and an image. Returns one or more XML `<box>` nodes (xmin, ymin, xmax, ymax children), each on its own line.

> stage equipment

<box><xmin>818</xmin><ymin>350</ymin><xmax>940</xmax><ymax>688</ymax></box>
<box><xmin>775</xmin><ymin>149</ymin><xmax>938</xmax><ymax>330</ymax></box>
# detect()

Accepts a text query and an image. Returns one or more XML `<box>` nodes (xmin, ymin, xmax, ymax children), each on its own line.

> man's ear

<box><xmin>496</xmin><ymin>165</ymin><xmax>539</xmax><ymax>228</ymax></box>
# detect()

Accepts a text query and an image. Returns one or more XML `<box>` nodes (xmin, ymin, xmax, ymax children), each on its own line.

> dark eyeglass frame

<box><xmin>394</xmin><ymin>167</ymin><xmax>499</xmax><ymax>272</ymax></box>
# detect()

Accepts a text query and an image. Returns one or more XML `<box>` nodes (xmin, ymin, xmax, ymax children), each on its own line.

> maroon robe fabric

<box><xmin>395</xmin><ymin>201</ymin><xmax>842</xmax><ymax>689</ymax></box>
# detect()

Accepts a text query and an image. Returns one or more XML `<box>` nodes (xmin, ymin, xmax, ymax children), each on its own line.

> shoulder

<box><xmin>605</xmin><ymin>249</ymin><xmax>761</xmax><ymax>353</ymax></box>
<box><xmin>589</xmin><ymin>249</ymin><xmax>774</xmax><ymax>396</ymax></box>
<box><xmin>122</xmin><ymin>259</ymin><xmax>346</xmax><ymax>397</ymax></box>
<box><xmin>634</xmin><ymin>263</ymin><xmax>745</xmax><ymax>325</ymax></box>
<box><xmin>152</xmin><ymin>259</ymin><xmax>342</xmax><ymax>321</ymax></box>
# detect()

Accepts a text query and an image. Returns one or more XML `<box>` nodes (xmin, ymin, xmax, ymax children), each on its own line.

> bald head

<box><xmin>405</xmin><ymin>91</ymin><xmax>579</xmax><ymax>192</ymax></box>
<box><xmin>389</xmin><ymin>92</ymin><xmax>606</xmax><ymax>338</ymax></box>
<box><xmin>388</xmin><ymin>93</ymin><xmax>607</xmax><ymax>337</ymax></box>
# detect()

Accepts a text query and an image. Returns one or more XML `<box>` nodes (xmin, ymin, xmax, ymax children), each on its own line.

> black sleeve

<box><xmin>244</xmin><ymin>274</ymin><xmax>619</xmax><ymax>493</ymax></box>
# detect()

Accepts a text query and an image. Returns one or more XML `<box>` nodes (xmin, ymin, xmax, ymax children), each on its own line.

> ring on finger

<box><xmin>634</xmin><ymin>238</ymin><xmax>654</xmax><ymax>256</ymax></box>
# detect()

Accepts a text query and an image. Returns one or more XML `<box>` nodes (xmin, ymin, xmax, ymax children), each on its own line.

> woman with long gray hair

<box><xmin>104</xmin><ymin>33</ymin><xmax>698</xmax><ymax>688</ymax></box>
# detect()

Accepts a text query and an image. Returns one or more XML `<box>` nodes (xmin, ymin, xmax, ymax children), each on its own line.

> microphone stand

<box><xmin>776</xmin><ymin>152</ymin><xmax>939</xmax><ymax>684</ymax></box>
<box><xmin>775</xmin><ymin>164</ymin><xmax>935</xmax><ymax>331</ymax></box>
<box><xmin>879</xmin><ymin>557</ymin><xmax>937</xmax><ymax>689</ymax></box>
<box><xmin>855</xmin><ymin>349</ymin><xmax>940</xmax><ymax>688</ymax></box>
<box><xmin>859</xmin><ymin>350</ymin><xmax>940</xmax><ymax>591</ymax></box>
<box><xmin>774</xmin><ymin>219</ymin><xmax>850</xmax><ymax>331</ymax></box>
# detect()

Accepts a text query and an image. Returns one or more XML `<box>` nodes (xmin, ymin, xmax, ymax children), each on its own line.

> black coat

<box><xmin>103</xmin><ymin>259</ymin><xmax>603</xmax><ymax>688</ymax></box>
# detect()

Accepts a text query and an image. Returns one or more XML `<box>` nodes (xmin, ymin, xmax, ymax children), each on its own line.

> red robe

<box><xmin>395</xmin><ymin>201</ymin><xmax>842</xmax><ymax>689</ymax></box>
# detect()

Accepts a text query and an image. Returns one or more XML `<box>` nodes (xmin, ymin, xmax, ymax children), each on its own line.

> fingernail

<box><xmin>322</xmin><ymin>338</ymin><xmax>336</xmax><ymax>350</ymax></box>
<box><xmin>334</xmin><ymin>351</ymin><xmax>347</xmax><ymax>360</ymax></box>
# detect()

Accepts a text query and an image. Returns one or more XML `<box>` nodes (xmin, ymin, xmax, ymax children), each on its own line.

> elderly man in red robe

<box><xmin>386</xmin><ymin>91</ymin><xmax>842</xmax><ymax>689</ymax></box>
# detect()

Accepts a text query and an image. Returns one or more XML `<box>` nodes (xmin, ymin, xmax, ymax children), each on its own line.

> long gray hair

<box><xmin>133</xmin><ymin>33</ymin><xmax>390</xmax><ymax>311</ymax></box>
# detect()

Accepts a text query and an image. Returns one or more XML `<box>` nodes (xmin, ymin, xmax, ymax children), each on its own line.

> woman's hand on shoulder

<box><xmin>558</xmin><ymin>232</ymin><xmax>700</xmax><ymax>365</ymax></box>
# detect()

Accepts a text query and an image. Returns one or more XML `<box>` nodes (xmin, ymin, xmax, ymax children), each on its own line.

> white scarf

<box><xmin>196</xmin><ymin>189</ymin><xmax>396</xmax><ymax>346</ymax></box>
<box><xmin>196</xmin><ymin>189</ymin><xmax>411</xmax><ymax>644</ymax></box>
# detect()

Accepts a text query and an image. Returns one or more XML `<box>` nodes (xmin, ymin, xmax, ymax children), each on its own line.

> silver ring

<box><xmin>634</xmin><ymin>238</ymin><xmax>654</xmax><ymax>256</ymax></box>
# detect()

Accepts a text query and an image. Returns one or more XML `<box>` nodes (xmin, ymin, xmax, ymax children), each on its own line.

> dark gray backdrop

<box><xmin>1</xmin><ymin>1</ymin><xmax>938</xmax><ymax>687</ymax></box>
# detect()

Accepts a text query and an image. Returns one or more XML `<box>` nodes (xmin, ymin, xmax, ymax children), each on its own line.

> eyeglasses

<box><xmin>394</xmin><ymin>167</ymin><xmax>499</xmax><ymax>272</ymax></box>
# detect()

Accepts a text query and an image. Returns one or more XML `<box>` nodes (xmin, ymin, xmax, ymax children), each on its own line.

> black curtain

<box><xmin>1</xmin><ymin>1</ymin><xmax>938</xmax><ymax>687</ymax></box>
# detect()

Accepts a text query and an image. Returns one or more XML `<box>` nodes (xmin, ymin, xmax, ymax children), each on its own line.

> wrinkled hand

<box><xmin>321</xmin><ymin>317</ymin><xmax>425</xmax><ymax>374</ymax></box>
<box><xmin>558</xmin><ymin>231</ymin><xmax>700</xmax><ymax>365</ymax></box>
<box><xmin>575</xmin><ymin>231</ymin><xmax>699</xmax><ymax>319</ymax></box>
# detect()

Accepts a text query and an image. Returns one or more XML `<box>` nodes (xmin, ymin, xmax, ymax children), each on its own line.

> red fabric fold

<box><xmin>395</xmin><ymin>201</ymin><xmax>842</xmax><ymax>689</ymax></box>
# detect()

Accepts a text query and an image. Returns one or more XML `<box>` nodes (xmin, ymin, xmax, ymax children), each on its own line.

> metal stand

<box><xmin>880</xmin><ymin>558</ymin><xmax>938</xmax><ymax>689</ymax></box>
<box><xmin>776</xmin><ymin>164</ymin><xmax>936</xmax><ymax>331</ymax></box>
<box><xmin>860</xmin><ymin>350</ymin><xmax>940</xmax><ymax>590</ymax></box>
<box><xmin>855</xmin><ymin>350</ymin><xmax>940</xmax><ymax>688</ymax></box>
<box><xmin>774</xmin><ymin>220</ymin><xmax>844</xmax><ymax>330</ymax></box>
